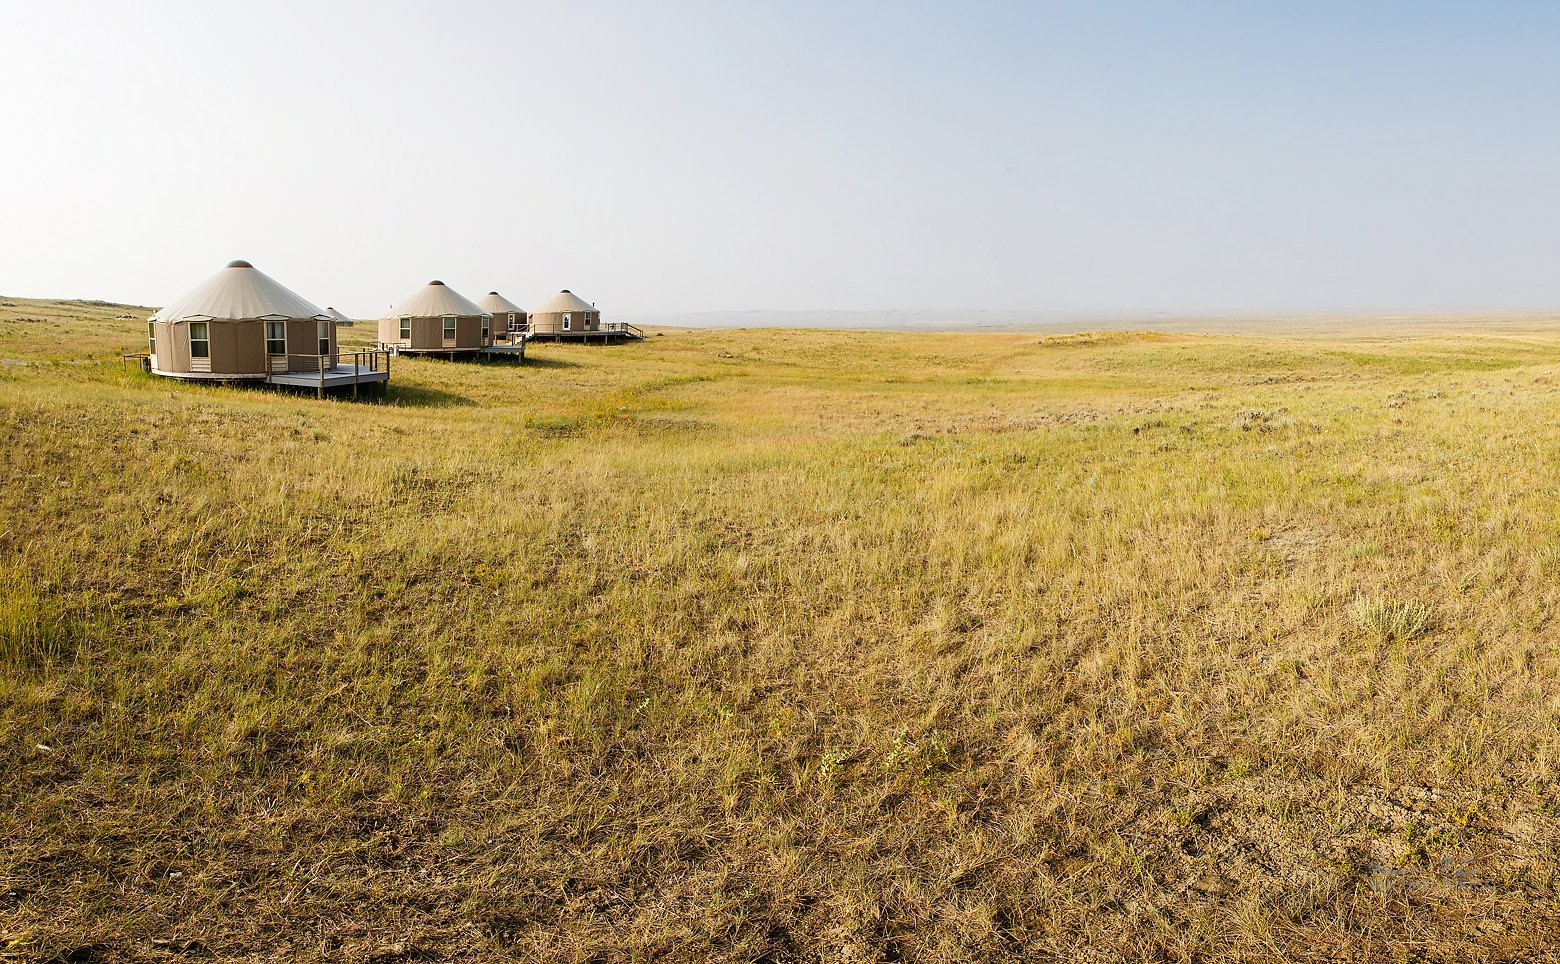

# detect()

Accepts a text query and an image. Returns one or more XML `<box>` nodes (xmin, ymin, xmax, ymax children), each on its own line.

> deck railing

<box><xmin>267</xmin><ymin>348</ymin><xmax>391</xmax><ymax>397</ymax></box>
<box><xmin>602</xmin><ymin>322</ymin><xmax>645</xmax><ymax>339</ymax></box>
<box><xmin>122</xmin><ymin>348</ymin><xmax>390</xmax><ymax>397</ymax></box>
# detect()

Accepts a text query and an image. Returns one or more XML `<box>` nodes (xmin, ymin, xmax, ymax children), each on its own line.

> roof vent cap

<box><xmin>226</xmin><ymin>259</ymin><xmax>253</xmax><ymax>269</ymax></box>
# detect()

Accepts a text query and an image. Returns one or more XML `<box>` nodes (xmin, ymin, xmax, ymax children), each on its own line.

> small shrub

<box><xmin>1353</xmin><ymin>596</ymin><xmax>1434</xmax><ymax>642</ymax></box>
<box><xmin>881</xmin><ymin>732</ymin><xmax>951</xmax><ymax>780</ymax></box>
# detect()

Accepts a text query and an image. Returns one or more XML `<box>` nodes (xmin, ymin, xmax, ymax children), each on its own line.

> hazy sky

<box><xmin>3</xmin><ymin>0</ymin><xmax>1559</xmax><ymax>318</ymax></box>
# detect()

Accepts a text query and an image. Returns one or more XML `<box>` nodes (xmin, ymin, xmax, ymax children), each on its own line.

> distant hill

<box><xmin>631</xmin><ymin>307</ymin><xmax>1560</xmax><ymax>335</ymax></box>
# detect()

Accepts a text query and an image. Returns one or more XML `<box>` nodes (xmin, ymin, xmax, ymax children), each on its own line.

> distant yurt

<box><xmin>529</xmin><ymin>290</ymin><xmax>600</xmax><ymax>334</ymax></box>
<box><xmin>378</xmin><ymin>280</ymin><xmax>493</xmax><ymax>354</ymax></box>
<box><xmin>325</xmin><ymin>306</ymin><xmax>354</xmax><ymax>327</ymax></box>
<box><xmin>147</xmin><ymin>260</ymin><xmax>337</xmax><ymax>379</ymax></box>
<box><xmin>476</xmin><ymin>291</ymin><xmax>527</xmax><ymax>338</ymax></box>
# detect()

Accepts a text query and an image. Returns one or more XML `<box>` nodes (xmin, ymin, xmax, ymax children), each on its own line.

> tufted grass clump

<box><xmin>1352</xmin><ymin>595</ymin><xmax>1434</xmax><ymax>642</ymax></box>
<box><xmin>0</xmin><ymin>569</ymin><xmax>71</xmax><ymax>672</ymax></box>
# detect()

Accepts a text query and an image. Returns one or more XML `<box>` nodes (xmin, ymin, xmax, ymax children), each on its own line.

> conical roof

<box><xmin>150</xmin><ymin>260</ymin><xmax>328</xmax><ymax>323</ymax></box>
<box><xmin>532</xmin><ymin>289</ymin><xmax>597</xmax><ymax>314</ymax></box>
<box><xmin>385</xmin><ymin>280</ymin><xmax>490</xmax><ymax>318</ymax></box>
<box><xmin>324</xmin><ymin>307</ymin><xmax>353</xmax><ymax>324</ymax></box>
<box><xmin>477</xmin><ymin>291</ymin><xmax>526</xmax><ymax>315</ymax></box>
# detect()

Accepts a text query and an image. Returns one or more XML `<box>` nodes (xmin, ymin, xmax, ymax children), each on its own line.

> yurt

<box><xmin>378</xmin><ymin>280</ymin><xmax>493</xmax><ymax>354</ymax></box>
<box><xmin>148</xmin><ymin>260</ymin><xmax>337</xmax><ymax>379</ymax></box>
<box><xmin>476</xmin><ymin>291</ymin><xmax>527</xmax><ymax>339</ymax></box>
<box><xmin>529</xmin><ymin>290</ymin><xmax>600</xmax><ymax>334</ymax></box>
<box><xmin>325</xmin><ymin>306</ymin><xmax>354</xmax><ymax>327</ymax></box>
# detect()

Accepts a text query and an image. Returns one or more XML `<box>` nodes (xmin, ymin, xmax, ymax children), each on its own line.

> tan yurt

<box><xmin>378</xmin><ymin>280</ymin><xmax>493</xmax><ymax>354</ymax></box>
<box><xmin>476</xmin><ymin>291</ymin><xmax>527</xmax><ymax>339</ymax></box>
<box><xmin>325</xmin><ymin>306</ymin><xmax>354</xmax><ymax>327</ymax></box>
<box><xmin>147</xmin><ymin>260</ymin><xmax>337</xmax><ymax>379</ymax></box>
<box><xmin>529</xmin><ymin>289</ymin><xmax>601</xmax><ymax>334</ymax></box>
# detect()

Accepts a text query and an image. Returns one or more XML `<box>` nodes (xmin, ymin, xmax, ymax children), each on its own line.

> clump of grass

<box><xmin>1353</xmin><ymin>596</ymin><xmax>1434</xmax><ymax>642</ymax></box>
<box><xmin>1231</xmin><ymin>408</ymin><xmax>1293</xmax><ymax>431</ymax></box>
<box><xmin>0</xmin><ymin>569</ymin><xmax>70</xmax><ymax>671</ymax></box>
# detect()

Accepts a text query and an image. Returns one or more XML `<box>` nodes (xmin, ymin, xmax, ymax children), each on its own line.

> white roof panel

<box><xmin>532</xmin><ymin>289</ymin><xmax>597</xmax><ymax>314</ymax></box>
<box><xmin>385</xmin><ymin>281</ymin><xmax>490</xmax><ymax>318</ymax></box>
<box><xmin>150</xmin><ymin>260</ymin><xmax>328</xmax><ymax>324</ymax></box>
<box><xmin>477</xmin><ymin>291</ymin><xmax>526</xmax><ymax>315</ymax></box>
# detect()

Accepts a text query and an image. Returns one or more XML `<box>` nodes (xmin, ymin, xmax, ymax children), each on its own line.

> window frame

<box><xmin>265</xmin><ymin>320</ymin><xmax>286</xmax><ymax>356</ymax></box>
<box><xmin>482</xmin><ymin>316</ymin><xmax>490</xmax><ymax>342</ymax></box>
<box><xmin>147</xmin><ymin>322</ymin><xmax>156</xmax><ymax>355</ymax></box>
<box><xmin>562</xmin><ymin>313</ymin><xmax>571</xmax><ymax>331</ymax></box>
<box><xmin>189</xmin><ymin>321</ymin><xmax>210</xmax><ymax>359</ymax></box>
<box><xmin>443</xmin><ymin>317</ymin><xmax>457</xmax><ymax>341</ymax></box>
<box><xmin>399</xmin><ymin>317</ymin><xmax>411</xmax><ymax>340</ymax></box>
<box><xmin>317</xmin><ymin>320</ymin><xmax>330</xmax><ymax>357</ymax></box>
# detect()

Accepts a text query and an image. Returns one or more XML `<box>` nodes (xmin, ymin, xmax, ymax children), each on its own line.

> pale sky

<box><xmin>3</xmin><ymin>0</ymin><xmax>1559</xmax><ymax>319</ymax></box>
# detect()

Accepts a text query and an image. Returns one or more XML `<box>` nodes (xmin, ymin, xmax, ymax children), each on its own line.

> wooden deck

<box><xmin>523</xmin><ymin>323</ymin><xmax>644</xmax><ymax>344</ymax></box>
<box><xmin>267</xmin><ymin>363</ymin><xmax>389</xmax><ymax>391</ymax></box>
<box><xmin>131</xmin><ymin>349</ymin><xmax>392</xmax><ymax>399</ymax></box>
<box><xmin>478</xmin><ymin>343</ymin><xmax>527</xmax><ymax>359</ymax></box>
<box><xmin>386</xmin><ymin>342</ymin><xmax>526</xmax><ymax>361</ymax></box>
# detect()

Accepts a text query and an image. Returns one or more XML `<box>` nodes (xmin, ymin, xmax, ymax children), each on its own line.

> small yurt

<box><xmin>325</xmin><ymin>306</ymin><xmax>354</xmax><ymax>327</ymax></box>
<box><xmin>378</xmin><ymin>280</ymin><xmax>493</xmax><ymax>353</ymax></box>
<box><xmin>476</xmin><ymin>291</ymin><xmax>527</xmax><ymax>339</ymax></box>
<box><xmin>529</xmin><ymin>290</ymin><xmax>600</xmax><ymax>334</ymax></box>
<box><xmin>148</xmin><ymin>260</ymin><xmax>336</xmax><ymax>379</ymax></box>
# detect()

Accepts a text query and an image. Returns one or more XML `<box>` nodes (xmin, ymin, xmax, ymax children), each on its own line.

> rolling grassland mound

<box><xmin>6</xmin><ymin>298</ymin><xmax>1560</xmax><ymax>960</ymax></box>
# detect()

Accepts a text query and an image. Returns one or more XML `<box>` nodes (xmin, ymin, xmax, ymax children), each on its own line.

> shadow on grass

<box><xmin>378</xmin><ymin>383</ymin><xmax>478</xmax><ymax>407</ymax></box>
<box><xmin>515</xmin><ymin>354</ymin><xmax>584</xmax><ymax>369</ymax></box>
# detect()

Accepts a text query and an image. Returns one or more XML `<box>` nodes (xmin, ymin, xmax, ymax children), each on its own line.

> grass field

<box><xmin>6</xmin><ymin>297</ymin><xmax>1560</xmax><ymax>961</ymax></box>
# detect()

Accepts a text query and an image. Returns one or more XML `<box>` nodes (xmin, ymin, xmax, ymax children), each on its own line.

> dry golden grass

<box><xmin>6</xmin><ymin>297</ymin><xmax>1560</xmax><ymax>960</ymax></box>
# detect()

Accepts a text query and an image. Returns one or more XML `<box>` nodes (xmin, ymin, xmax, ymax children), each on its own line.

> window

<box><xmin>266</xmin><ymin>321</ymin><xmax>286</xmax><ymax>356</ymax></box>
<box><xmin>507</xmin><ymin>312</ymin><xmax>515</xmax><ymax>326</ymax></box>
<box><xmin>482</xmin><ymin>317</ymin><xmax>490</xmax><ymax>342</ymax></box>
<box><xmin>443</xmin><ymin>317</ymin><xmax>456</xmax><ymax>341</ymax></box>
<box><xmin>399</xmin><ymin>318</ymin><xmax>411</xmax><ymax>340</ymax></box>
<box><xmin>317</xmin><ymin>321</ymin><xmax>330</xmax><ymax>356</ymax></box>
<box><xmin>189</xmin><ymin>322</ymin><xmax>210</xmax><ymax>358</ymax></box>
<box><xmin>147</xmin><ymin>322</ymin><xmax>156</xmax><ymax>354</ymax></box>
<box><xmin>562</xmin><ymin>313</ymin><xmax>571</xmax><ymax>331</ymax></box>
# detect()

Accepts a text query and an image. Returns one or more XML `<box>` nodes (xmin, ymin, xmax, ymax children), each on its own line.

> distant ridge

<box><xmin>630</xmin><ymin>308</ymin><xmax>1560</xmax><ymax>335</ymax></box>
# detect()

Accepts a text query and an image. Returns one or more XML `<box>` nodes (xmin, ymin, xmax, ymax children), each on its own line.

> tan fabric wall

<box><xmin>153</xmin><ymin>319</ymin><xmax>334</xmax><ymax>376</ymax></box>
<box><xmin>379</xmin><ymin>315</ymin><xmax>489</xmax><ymax>350</ymax></box>
<box><xmin>211</xmin><ymin>321</ymin><xmax>265</xmax><ymax>374</ymax></box>
<box><xmin>379</xmin><ymin>316</ymin><xmax>408</xmax><ymax>347</ymax></box>
<box><xmin>458</xmin><ymin>316</ymin><xmax>485</xmax><ymax>348</ymax></box>
<box><xmin>530</xmin><ymin>310</ymin><xmax>600</xmax><ymax>333</ymax></box>
<box><xmin>491</xmin><ymin>311</ymin><xmax>528</xmax><ymax>339</ymax></box>
<box><xmin>413</xmin><ymin>316</ymin><xmax>443</xmax><ymax>347</ymax></box>
<box><xmin>283</xmin><ymin>318</ymin><xmax>336</xmax><ymax>371</ymax></box>
<box><xmin>151</xmin><ymin>320</ymin><xmax>190</xmax><ymax>372</ymax></box>
<box><xmin>152</xmin><ymin>319</ymin><xmax>256</xmax><ymax>374</ymax></box>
